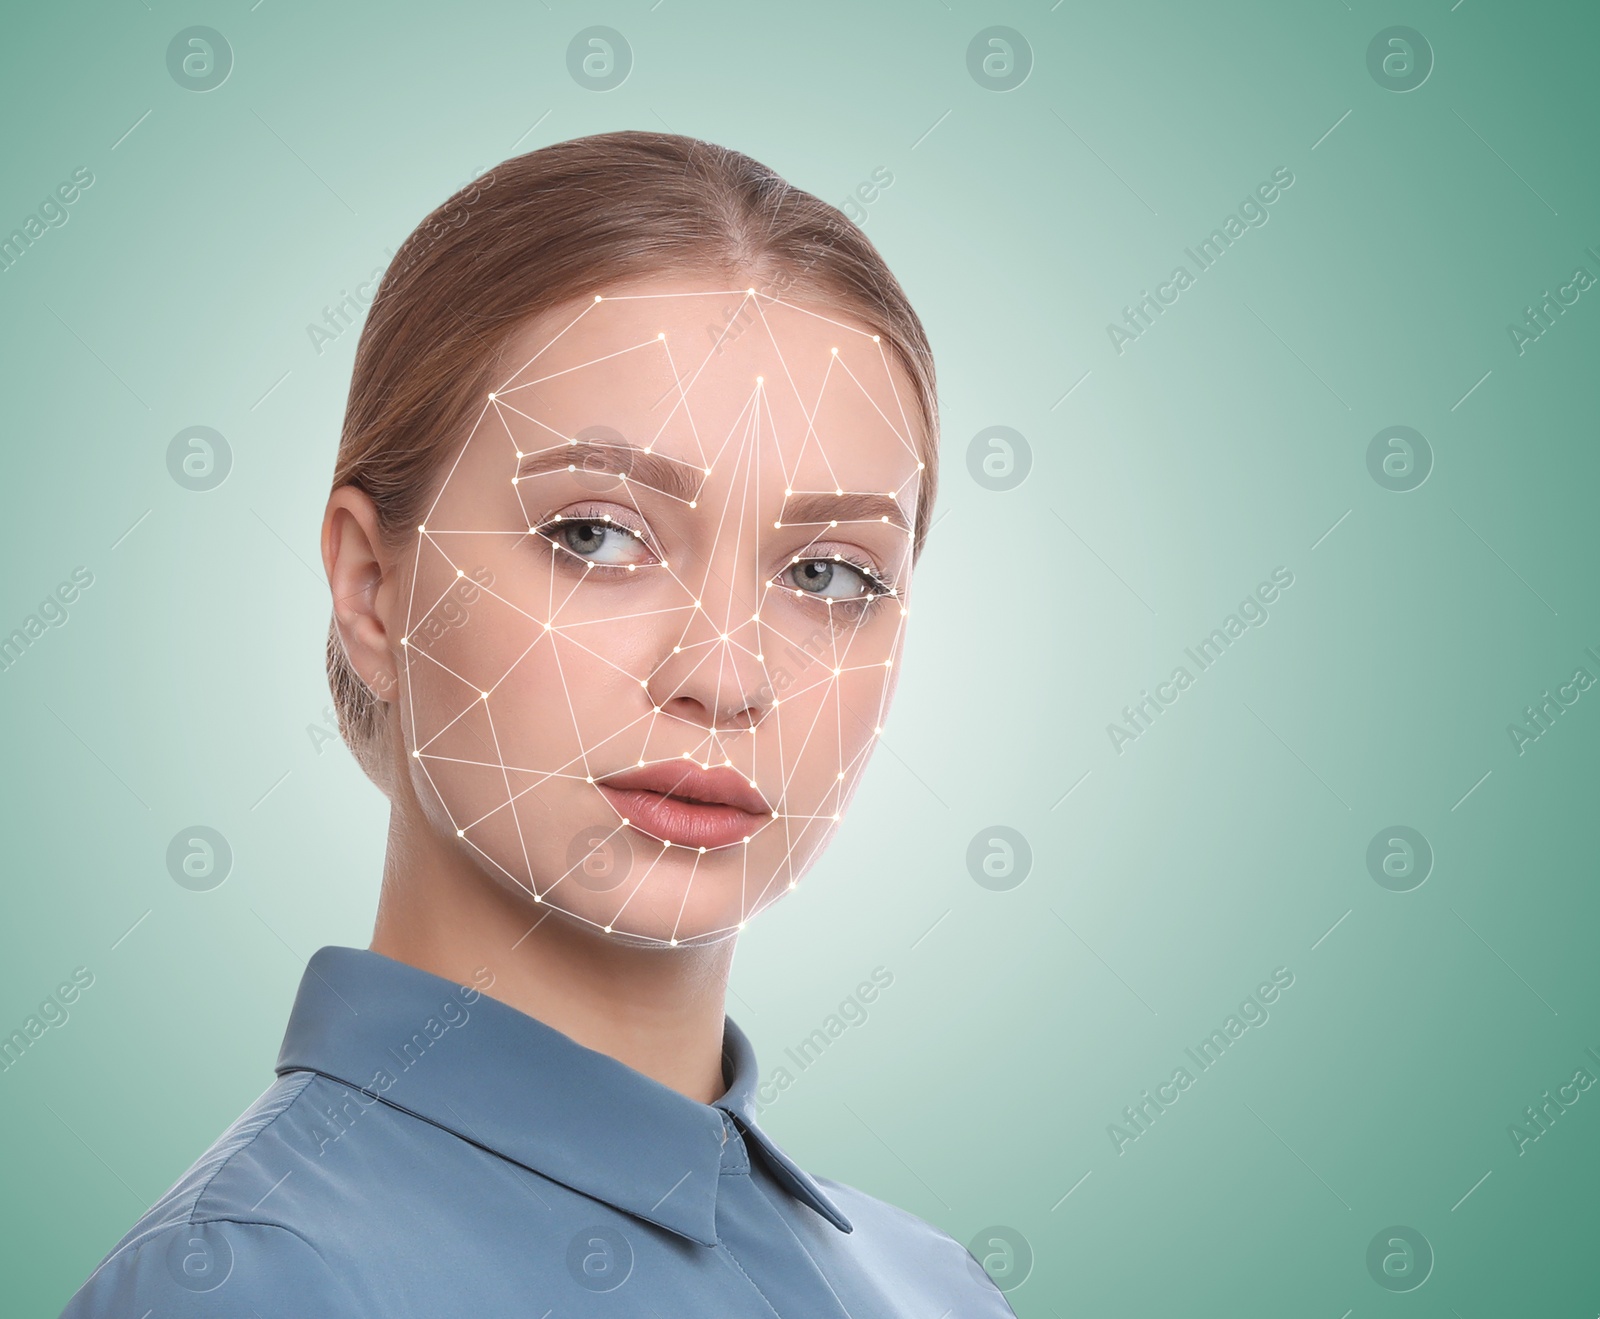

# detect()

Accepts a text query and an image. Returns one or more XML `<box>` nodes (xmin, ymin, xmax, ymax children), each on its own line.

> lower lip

<box><xmin>596</xmin><ymin>785</ymin><xmax>768</xmax><ymax>851</ymax></box>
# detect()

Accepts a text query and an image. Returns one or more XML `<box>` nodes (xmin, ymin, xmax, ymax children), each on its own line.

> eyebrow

<box><xmin>779</xmin><ymin>491</ymin><xmax>911</xmax><ymax>535</ymax></box>
<box><xmin>514</xmin><ymin>440</ymin><xmax>706</xmax><ymax>506</ymax></box>
<box><xmin>514</xmin><ymin>441</ymin><xmax>912</xmax><ymax>534</ymax></box>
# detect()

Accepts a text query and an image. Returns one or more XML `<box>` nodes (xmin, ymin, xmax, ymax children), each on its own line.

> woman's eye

<box><xmin>538</xmin><ymin>515</ymin><xmax>654</xmax><ymax>568</ymax></box>
<box><xmin>782</xmin><ymin>556</ymin><xmax>887</xmax><ymax>603</ymax></box>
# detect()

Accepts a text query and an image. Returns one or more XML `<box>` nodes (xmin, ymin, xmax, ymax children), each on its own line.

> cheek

<box><xmin>401</xmin><ymin>558</ymin><xmax>655</xmax><ymax>759</ymax></box>
<box><xmin>765</xmin><ymin>630</ymin><xmax>898</xmax><ymax>788</ymax></box>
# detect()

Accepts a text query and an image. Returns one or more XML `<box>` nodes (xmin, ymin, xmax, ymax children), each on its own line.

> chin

<box><xmin>475</xmin><ymin>844</ymin><xmax>792</xmax><ymax>949</ymax></box>
<box><xmin>533</xmin><ymin>884</ymin><xmax>784</xmax><ymax>950</ymax></box>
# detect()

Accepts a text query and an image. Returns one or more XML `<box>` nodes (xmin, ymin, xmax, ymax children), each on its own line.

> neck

<box><xmin>369</xmin><ymin>789</ymin><xmax>737</xmax><ymax>1105</ymax></box>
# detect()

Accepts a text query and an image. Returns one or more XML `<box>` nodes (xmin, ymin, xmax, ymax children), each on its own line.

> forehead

<box><xmin>487</xmin><ymin>277</ymin><xmax>922</xmax><ymax>494</ymax></box>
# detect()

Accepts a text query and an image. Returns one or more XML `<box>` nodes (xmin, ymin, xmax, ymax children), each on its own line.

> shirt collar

<box><xmin>274</xmin><ymin>946</ymin><xmax>853</xmax><ymax>1247</ymax></box>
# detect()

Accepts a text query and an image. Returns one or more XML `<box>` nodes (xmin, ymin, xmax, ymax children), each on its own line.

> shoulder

<box><xmin>809</xmin><ymin>1173</ymin><xmax>1020</xmax><ymax>1316</ymax></box>
<box><xmin>59</xmin><ymin>1072</ymin><xmax>375</xmax><ymax>1319</ymax></box>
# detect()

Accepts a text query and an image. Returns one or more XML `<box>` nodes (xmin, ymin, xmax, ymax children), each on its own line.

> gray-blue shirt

<box><xmin>60</xmin><ymin>946</ymin><xmax>1017</xmax><ymax>1316</ymax></box>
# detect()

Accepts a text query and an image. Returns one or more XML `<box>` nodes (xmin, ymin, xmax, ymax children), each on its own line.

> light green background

<box><xmin>3</xmin><ymin>2</ymin><xmax>1597</xmax><ymax>1315</ymax></box>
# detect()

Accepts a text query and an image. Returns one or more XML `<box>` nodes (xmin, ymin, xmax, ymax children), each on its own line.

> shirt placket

<box><xmin>711</xmin><ymin>1110</ymin><xmax>856</xmax><ymax>1319</ymax></box>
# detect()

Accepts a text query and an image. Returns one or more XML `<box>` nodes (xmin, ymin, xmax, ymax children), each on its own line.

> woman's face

<box><xmin>389</xmin><ymin>273</ymin><xmax>924</xmax><ymax>947</ymax></box>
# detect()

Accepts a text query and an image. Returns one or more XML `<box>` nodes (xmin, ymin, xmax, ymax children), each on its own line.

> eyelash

<box><xmin>530</xmin><ymin>508</ymin><xmax>897</xmax><ymax>616</ymax></box>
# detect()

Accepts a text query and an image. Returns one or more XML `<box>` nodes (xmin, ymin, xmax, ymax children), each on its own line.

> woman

<box><xmin>61</xmin><ymin>130</ymin><xmax>1016</xmax><ymax>1318</ymax></box>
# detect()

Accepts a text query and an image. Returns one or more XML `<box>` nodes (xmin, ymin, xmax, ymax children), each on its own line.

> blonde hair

<box><xmin>326</xmin><ymin>129</ymin><xmax>940</xmax><ymax>791</ymax></box>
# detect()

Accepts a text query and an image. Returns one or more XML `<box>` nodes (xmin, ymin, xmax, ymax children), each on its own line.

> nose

<box><xmin>645</xmin><ymin>558</ymin><xmax>773</xmax><ymax>733</ymax></box>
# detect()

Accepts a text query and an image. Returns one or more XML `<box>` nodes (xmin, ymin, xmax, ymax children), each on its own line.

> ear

<box><xmin>322</xmin><ymin>486</ymin><xmax>401</xmax><ymax>705</ymax></box>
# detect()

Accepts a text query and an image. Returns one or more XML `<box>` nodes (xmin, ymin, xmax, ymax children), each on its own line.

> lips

<box><xmin>596</xmin><ymin>762</ymin><xmax>772</xmax><ymax>851</ymax></box>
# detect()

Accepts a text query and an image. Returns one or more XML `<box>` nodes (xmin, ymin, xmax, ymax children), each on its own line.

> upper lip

<box><xmin>598</xmin><ymin>762</ymin><xmax>771</xmax><ymax>816</ymax></box>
